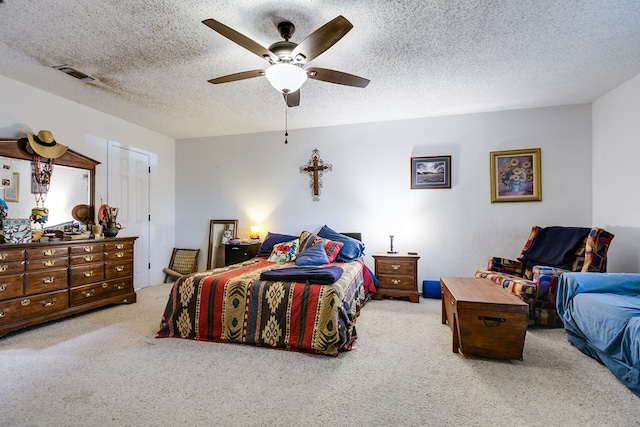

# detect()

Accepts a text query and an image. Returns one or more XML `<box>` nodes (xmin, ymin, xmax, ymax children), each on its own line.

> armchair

<box><xmin>475</xmin><ymin>226</ymin><xmax>614</xmax><ymax>326</ymax></box>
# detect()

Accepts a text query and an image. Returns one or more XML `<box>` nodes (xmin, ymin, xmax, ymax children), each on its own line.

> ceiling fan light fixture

<box><xmin>265</xmin><ymin>63</ymin><xmax>307</xmax><ymax>93</ymax></box>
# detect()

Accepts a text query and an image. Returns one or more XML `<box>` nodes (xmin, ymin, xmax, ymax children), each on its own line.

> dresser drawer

<box><xmin>105</xmin><ymin>260</ymin><xmax>132</xmax><ymax>279</ymax></box>
<box><xmin>0</xmin><ymin>274</ymin><xmax>24</xmax><ymax>300</ymax></box>
<box><xmin>25</xmin><ymin>268</ymin><xmax>68</xmax><ymax>294</ymax></box>
<box><xmin>70</xmin><ymin>264</ymin><xmax>105</xmax><ymax>286</ymax></box>
<box><xmin>377</xmin><ymin>274</ymin><xmax>417</xmax><ymax>291</ymax></box>
<box><xmin>0</xmin><ymin>249</ymin><xmax>25</xmax><ymax>263</ymax></box>
<box><xmin>0</xmin><ymin>290</ymin><xmax>68</xmax><ymax>325</ymax></box>
<box><xmin>70</xmin><ymin>277</ymin><xmax>134</xmax><ymax>307</ymax></box>
<box><xmin>26</xmin><ymin>256</ymin><xmax>68</xmax><ymax>271</ymax></box>
<box><xmin>69</xmin><ymin>243</ymin><xmax>104</xmax><ymax>256</ymax></box>
<box><xmin>105</xmin><ymin>249</ymin><xmax>132</xmax><ymax>262</ymax></box>
<box><xmin>376</xmin><ymin>259</ymin><xmax>416</xmax><ymax>276</ymax></box>
<box><xmin>0</xmin><ymin>259</ymin><xmax>25</xmax><ymax>275</ymax></box>
<box><xmin>105</xmin><ymin>241</ymin><xmax>133</xmax><ymax>252</ymax></box>
<box><xmin>26</xmin><ymin>246</ymin><xmax>69</xmax><ymax>259</ymax></box>
<box><xmin>70</xmin><ymin>252</ymin><xmax>105</xmax><ymax>266</ymax></box>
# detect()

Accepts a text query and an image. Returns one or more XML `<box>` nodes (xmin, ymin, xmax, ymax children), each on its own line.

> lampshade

<box><xmin>250</xmin><ymin>225</ymin><xmax>260</xmax><ymax>240</ymax></box>
<box><xmin>264</xmin><ymin>63</ymin><xmax>307</xmax><ymax>93</ymax></box>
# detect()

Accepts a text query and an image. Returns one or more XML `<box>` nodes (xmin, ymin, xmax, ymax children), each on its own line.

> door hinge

<box><xmin>148</xmin><ymin>263</ymin><xmax>151</xmax><ymax>270</ymax></box>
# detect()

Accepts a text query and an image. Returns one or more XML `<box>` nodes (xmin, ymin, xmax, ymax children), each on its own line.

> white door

<box><xmin>108</xmin><ymin>143</ymin><xmax>150</xmax><ymax>289</ymax></box>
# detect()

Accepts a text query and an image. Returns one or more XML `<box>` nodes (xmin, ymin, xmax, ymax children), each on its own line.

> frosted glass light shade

<box><xmin>264</xmin><ymin>63</ymin><xmax>307</xmax><ymax>93</ymax></box>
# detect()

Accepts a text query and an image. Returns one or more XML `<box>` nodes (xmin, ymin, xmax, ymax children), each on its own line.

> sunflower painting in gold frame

<box><xmin>490</xmin><ymin>148</ymin><xmax>541</xmax><ymax>202</ymax></box>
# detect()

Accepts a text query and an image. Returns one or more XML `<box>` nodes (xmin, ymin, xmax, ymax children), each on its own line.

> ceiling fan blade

<box><xmin>207</xmin><ymin>69</ymin><xmax>265</xmax><ymax>84</ymax></box>
<box><xmin>291</xmin><ymin>15</ymin><xmax>353</xmax><ymax>63</ymax></box>
<box><xmin>284</xmin><ymin>90</ymin><xmax>300</xmax><ymax>107</ymax></box>
<box><xmin>203</xmin><ymin>18</ymin><xmax>277</xmax><ymax>62</ymax></box>
<box><xmin>306</xmin><ymin>67</ymin><xmax>370</xmax><ymax>88</ymax></box>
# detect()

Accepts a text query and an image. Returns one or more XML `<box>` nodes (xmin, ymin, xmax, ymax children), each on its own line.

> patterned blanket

<box><xmin>156</xmin><ymin>258</ymin><xmax>371</xmax><ymax>356</ymax></box>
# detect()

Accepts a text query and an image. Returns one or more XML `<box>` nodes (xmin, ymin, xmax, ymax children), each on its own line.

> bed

<box><xmin>157</xmin><ymin>227</ymin><xmax>377</xmax><ymax>356</ymax></box>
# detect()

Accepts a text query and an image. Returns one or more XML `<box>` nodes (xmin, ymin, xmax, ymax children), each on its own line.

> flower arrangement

<box><xmin>498</xmin><ymin>156</ymin><xmax>533</xmax><ymax>194</ymax></box>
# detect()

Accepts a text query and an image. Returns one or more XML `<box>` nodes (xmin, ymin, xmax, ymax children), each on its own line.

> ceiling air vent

<box><xmin>53</xmin><ymin>65</ymin><xmax>95</xmax><ymax>82</ymax></box>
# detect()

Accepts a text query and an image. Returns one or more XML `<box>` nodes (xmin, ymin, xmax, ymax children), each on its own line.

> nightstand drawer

<box><xmin>377</xmin><ymin>275</ymin><xmax>416</xmax><ymax>291</ymax></box>
<box><xmin>376</xmin><ymin>260</ymin><xmax>416</xmax><ymax>276</ymax></box>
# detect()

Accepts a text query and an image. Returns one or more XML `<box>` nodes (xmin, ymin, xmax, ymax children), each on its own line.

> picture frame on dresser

<box><xmin>207</xmin><ymin>219</ymin><xmax>238</xmax><ymax>270</ymax></box>
<box><xmin>410</xmin><ymin>155</ymin><xmax>451</xmax><ymax>189</ymax></box>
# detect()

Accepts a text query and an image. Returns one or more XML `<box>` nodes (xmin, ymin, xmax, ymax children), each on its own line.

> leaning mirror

<box><xmin>207</xmin><ymin>219</ymin><xmax>238</xmax><ymax>269</ymax></box>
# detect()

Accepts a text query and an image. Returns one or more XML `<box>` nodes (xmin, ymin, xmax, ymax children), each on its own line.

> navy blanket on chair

<box><xmin>260</xmin><ymin>266</ymin><xmax>344</xmax><ymax>285</ymax></box>
<box><xmin>519</xmin><ymin>226</ymin><xmax>590</xmax><ymax>269</ymax></box>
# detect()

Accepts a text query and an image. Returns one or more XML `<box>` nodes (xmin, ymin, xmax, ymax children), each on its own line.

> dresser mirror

<box><xmin>0</xmin><ymin>138</ymin><xmax>99</xmax><ymax>228</ymax></box>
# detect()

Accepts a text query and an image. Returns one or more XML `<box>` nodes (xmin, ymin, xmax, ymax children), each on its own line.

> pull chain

<box><xmin>284</xmin><ymin>93</ymin><xmax>289</xmax><ymax>144</ymax></box>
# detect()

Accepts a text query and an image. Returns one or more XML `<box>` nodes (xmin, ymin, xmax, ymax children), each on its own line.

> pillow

<box><xmin>256</xmin><ymin>232</ymin><xmax>299</xmax><ymax>257</ymax></box>
<box><xmin>295</xmin><ymin>243</ymin><xmax>330</xmax><ymax>266</ymax></box>
<box><xmin>267</xmin><ymin>238</ymin><xmax>299</xmax><ymax>263</ymax></box>
<box><xmin>317</xmin><ymin>225</ymin><xmax>364</xmax><ymax>262</ymax></box>
<box><xmin>299</xmin><ymin>231</ymin><xmax>344</xmax><ymax>263</ymax></box>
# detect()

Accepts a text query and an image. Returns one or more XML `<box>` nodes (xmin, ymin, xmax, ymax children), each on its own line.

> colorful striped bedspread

<box><xmin>156</xmin><ymin>258</ymin><xmax>372</xmax><ymax>356</ymax></box>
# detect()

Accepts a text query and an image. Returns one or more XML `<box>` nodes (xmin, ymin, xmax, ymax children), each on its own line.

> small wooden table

<box><xmin>372</xmin><ymin>254</ymin><xmax>420</xmax><ymax>303</ymax></box>
<box><xmin>440</xmin><ymin>277</ymin><xmax>529</xmax><ymax>360</ymax></box>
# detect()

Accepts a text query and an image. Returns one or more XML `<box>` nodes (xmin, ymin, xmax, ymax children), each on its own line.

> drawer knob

<box><xmin>42</xmin><ymin>276</ymin><xmax>55</xmax><ymax>284</ymax></box>
<box><xmin>115</xmin><ymin>252</ymin><xmax>124</xmax><ymax>258</ymax></box>
<box><xmin>391</xmin><ymin>264</ymin><xmax>400</xmax><ymax>270</ymax></box>
<box><xmin>101</xmin><ymin>282</ymin><xmax>108</xmax><ymax>288</ymax></box>
<box><xmin>43</xmin><ymin>249</ymin><xmax>56</xmax><ymax>256</ymax></box>
<box><xmin>83</xmin><ymin>246</ymin><xmax>94</xmax><ymax>252</ymax></box>
<box><xmin>391</xmin><ymin>279</ymin><xmax>401</xmax><ymax>285</ymax></box>
<box><xmin>0</xmin><ymin>283</ymin><xmax>6</xmax><ymax>292</ymax></box>
<box><xmin>0</xmin><ymin>308</ymin><xmax>8</xmax><ymax>318</ymax></box>
<box><xmin>83</xmin><ymin>271</ymin><xmax>94</xmax><ymax>277</ymax></box>
<box><xmin>0</xmin><ymin>265</ymin><xmax>7</xmax><ymax>272</ymax></box>
<box><xmin>21</xmin><ymin>298</ymin><xmax>31</xmax><ymax>306</ymax></box>
<box><xmin>0</xmin><ymin>253</ymin><xmax>7</xmax><ymax>260</ymax></box>
<box><xmin>82</xmin><ymin>289</ymin><xmax>96</xmax><ymax>298</ymax></box>
<box><xmin>116</xmin><ymin>244</ymin><xmax>124</xmax><ymax>249</ymax></box>
<box><xmin>43</xmin><ymin>260</ymin><xmax>55</xmax><ymax>267</ymax></box>
<box><xmin>116</xmin><ymin>282</ymin><xmax>125</xmax><ymax>290</ymax></box>
<box><xmin>84</xmin><ymin>255</ymin><xmax>94</xmax><ymax>262</ymax></box>
<box><xmin>115</xmin><ymin>266</ymin><xmax>125</xmax><ymax>272</ymax></box>
<box><xmin>40</xmin><ymin>298</ymin><xmax>57</xmax><ymax>308</ymax></box>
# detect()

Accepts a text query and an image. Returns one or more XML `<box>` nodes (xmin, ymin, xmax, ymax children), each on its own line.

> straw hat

<box><xmin>26</xmin><ymin>130</ymin><xmax>69</xmax><ymax>159</ymax></box>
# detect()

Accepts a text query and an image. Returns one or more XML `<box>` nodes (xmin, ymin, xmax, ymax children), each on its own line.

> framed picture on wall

<box><xmin>4</xmin><ymin>172</ymin><xmax>19</xmax><ymax>202</ymax></box>
<box><xmin>411</xmin><ymin>155</ymin><xmax>451</xmax><ymax>189</ymax></box>
<box><xmin>490</xmin><ymin>148</ymin><xmax>541</xmax><ymax>202</ymax></box>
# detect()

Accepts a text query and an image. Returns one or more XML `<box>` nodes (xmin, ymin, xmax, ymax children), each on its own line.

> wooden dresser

<box><xmin>0</xmin><ymin>237</ymin><xmax>137</xmax><ymax>338</ymax></box>
<box><xmin>372</xmin><ymin>253</ymin><xmax>421</xmax><ymax>303</ymax></box>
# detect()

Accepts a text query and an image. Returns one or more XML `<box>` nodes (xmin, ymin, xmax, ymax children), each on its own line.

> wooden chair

<box><xmin>163</xmin><ymin>248</ymin><xmax>200</xmax><ymax>283</ymax></box>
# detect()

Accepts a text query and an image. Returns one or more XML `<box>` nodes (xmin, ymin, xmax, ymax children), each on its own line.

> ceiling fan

<box><xmin>202</xmin><ymin>15</ymin><xmax>370</xmax><ymax>107</ymax></box>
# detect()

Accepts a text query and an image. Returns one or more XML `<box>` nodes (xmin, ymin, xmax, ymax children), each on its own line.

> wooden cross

<box><xmin>300</xmin><ymin>149</ymin><xmax>332</xmax><ymax>201</ymax></box>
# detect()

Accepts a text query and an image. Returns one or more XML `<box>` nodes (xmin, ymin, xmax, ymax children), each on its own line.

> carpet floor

<box><xmin>0</xmin><ymin>282</ymin><xmax>638</xmax><ymax>426</ymax></box>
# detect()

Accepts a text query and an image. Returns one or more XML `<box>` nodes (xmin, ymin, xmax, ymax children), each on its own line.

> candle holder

<box><xmin>387</xmin><ymin>234</ymin><xmax>398</xmax><ymax>254</ymax></box>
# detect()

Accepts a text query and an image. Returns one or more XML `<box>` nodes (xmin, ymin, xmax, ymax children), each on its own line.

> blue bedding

<box><xmin>259</xmin><ymin>265</ymin><xmax>344</xmax><ymax>285</ymax></box>
<box><xmin>557</xmin><ymin>273</ymin><xmax>640</xmax><ymax>396</ymax></box>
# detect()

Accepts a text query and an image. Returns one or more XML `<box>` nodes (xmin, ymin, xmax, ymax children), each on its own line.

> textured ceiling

<box><xmin>1</xmin><ymin>0</ymin><xmax>639</xmax><ymax>140</ymax></box>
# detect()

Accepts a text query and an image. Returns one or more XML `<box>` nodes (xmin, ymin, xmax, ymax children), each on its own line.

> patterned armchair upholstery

<box><xmin>475</xmin><ymin>226</ymin><xmax>614</xmax><ymax>326</ymax></box>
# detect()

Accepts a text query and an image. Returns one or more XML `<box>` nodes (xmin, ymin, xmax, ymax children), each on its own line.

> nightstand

<box><xmin>372</xmin><ymin>253</ymin><xmax>420</xmax><ymax>303</ymax></box>
<box><xmin>224</xmin><ymin>242</ymin><xmax>261</xmax><ymax>266</ymax></box>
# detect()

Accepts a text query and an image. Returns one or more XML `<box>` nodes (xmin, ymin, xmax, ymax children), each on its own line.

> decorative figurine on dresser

<box><xmin>0</xmin><ymin>135</ymin><xmax>137</xmax><ymax>338</ymax></box>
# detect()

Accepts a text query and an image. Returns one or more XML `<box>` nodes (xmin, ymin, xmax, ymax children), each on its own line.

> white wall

<box><xmin>593</xmin><ymin>72</ymin><xmax>640</xmax><ymax>273</ymax></box>
<box><xmin>176</xmin><ymin>104</ymin><xmax>593</xmax><ymax>281</ymax></box>
<box><xmin>0</xmin><ymin>75</ymin><xmax>176</xmax><ymax>286</ymax></box>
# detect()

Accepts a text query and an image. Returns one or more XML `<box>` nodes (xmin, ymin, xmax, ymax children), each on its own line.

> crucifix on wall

<box><xmin>300</xmin><ymin>148</ymin><xmax>332</xmax><ymax>201</ymax></box>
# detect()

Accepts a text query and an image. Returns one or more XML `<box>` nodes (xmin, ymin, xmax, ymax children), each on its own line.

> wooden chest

<box><xmin>440</xmin><ymin>277</ymin><xmax>529</xmax><ymax>360</ymax></box>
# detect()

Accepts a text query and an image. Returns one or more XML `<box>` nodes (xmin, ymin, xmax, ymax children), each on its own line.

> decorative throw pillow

<box><xmin>267</xmin><ymin>238</ymin><xmax>300</xmax><ymax>263</ymax></box>
<box><xmin>256</xmin><ymin>232</ymin><xmax>299</xmax><ymax>257</ymax></box>
<box><xmin>299</xmin><ymin>231</ymin><xmax>344</xmax><ymax>263</ymax></box>
<box><xmin>295</xmin><ymin>243</ymin><xmax>330</xmax><ymax>266</ymax></box>
<box><xmin>317</xmin><ymin>225</ymin><xmax>364</xmax><ymax>262</ymax></box>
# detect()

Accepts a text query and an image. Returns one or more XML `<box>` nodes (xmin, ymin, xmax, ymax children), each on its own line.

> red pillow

<box><xmin>299</xmin><ymin>231</ymin><xmax>344</xmax><ymax>263</ymax></box>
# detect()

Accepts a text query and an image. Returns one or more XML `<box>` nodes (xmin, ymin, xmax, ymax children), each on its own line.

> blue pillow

<box><xmin>295</xmin><ymin>243</ymin><xmax>330</xmax><ymax>266</ymax></box>
<box><xmin>256</xmin><ymin>232</ymin><xmax>299</xmax><ymax>257</ymax></box>
<box><xmin>317</xmin><ymin>225</ymin><xmax>364</xmax><ymax>262</ymax></box>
